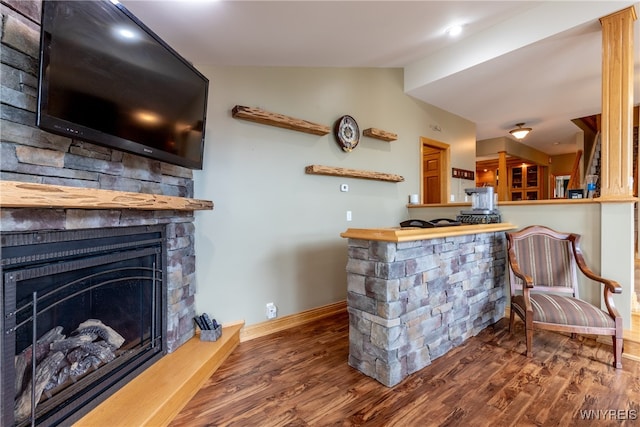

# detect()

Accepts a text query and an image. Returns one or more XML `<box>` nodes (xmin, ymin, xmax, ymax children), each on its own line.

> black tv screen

<box><xmin>37</xmin><ymin>0</ymin><xmax>209</xmax><ymax>169</ymax></box>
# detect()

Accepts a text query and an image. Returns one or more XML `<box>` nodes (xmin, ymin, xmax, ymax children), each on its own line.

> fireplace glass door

<box><xmin>1</xmin><ymin>226</ymin><xmax>166</xmax><ymax>427</ymax></box>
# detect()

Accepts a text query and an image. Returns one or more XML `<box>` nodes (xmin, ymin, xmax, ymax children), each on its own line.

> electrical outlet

<box><xmin>266</xmin><ymin>302</ymin><xmax>277</xmax><ymax>319</ymax></box>
<box><xmin>340</xmin><ymin>184</ymin><xmax>349</xmax><ymax>192</ymax></box>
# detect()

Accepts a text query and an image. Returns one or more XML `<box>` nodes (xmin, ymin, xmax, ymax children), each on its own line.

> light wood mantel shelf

<box><xmin>0</xmin><ymin>181</ymin><xmax>213</xmax><ymax>211</ymax></box>
<box><xmin>305</xmin><ymin>165</ymin><xmax>404</xmax><ymax>183</ymax></box>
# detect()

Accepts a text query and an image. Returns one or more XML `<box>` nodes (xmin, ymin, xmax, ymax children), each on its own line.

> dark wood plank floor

<box><xmin>170</xmin><ymin>310</ymin><xmax>640</xmax><ymax>426</ymax></box>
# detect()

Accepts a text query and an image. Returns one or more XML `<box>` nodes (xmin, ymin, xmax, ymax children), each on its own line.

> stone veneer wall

<box><xmin>1</xmin><ymin>0</ymin><xmax>198</xmax><ymax>352</ymax></box>
<box><xmin>346</xmin><ymin>232</ymin><xmax>506</xmax><ymax>386</ymax></box>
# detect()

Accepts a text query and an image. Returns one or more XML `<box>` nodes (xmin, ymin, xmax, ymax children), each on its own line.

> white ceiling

<box><xmin>121</xmin><ymin>0</ymin><xmax>640</xmax><ymax>157</ymax></box>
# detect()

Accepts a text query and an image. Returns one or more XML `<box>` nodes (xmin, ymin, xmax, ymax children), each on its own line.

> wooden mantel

<box><xmin>0</xmin><ymin>181</ymin><xmax>213</xmax><ymax>211</ymax></box>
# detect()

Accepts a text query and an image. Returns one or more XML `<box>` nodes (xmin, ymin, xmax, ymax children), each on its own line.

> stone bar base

<box><xmin>345</xmin><ymin>231</ymin><xmax>507</xmax><ymax>386</ymax></box>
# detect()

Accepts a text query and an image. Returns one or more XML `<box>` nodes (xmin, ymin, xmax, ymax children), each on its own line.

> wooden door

<box><xmin>420</xmin><ymin>137</ymin><xmax>449</xmax><ymax>205</ymax></box>
<box><xmin>422</xmin><ymin>145</ymin><xmax>443</xmax><ymax>204</ymax></box>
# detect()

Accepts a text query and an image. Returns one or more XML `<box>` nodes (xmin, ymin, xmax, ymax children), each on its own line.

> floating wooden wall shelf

<box><xmin>231</xmin><ymin>105</ymin><xmax>330</xmax><ymax>136</ymax></box>
<box><xmin>305</xmin><ymin>165</ymin><xmax>404</xmax><ymax>183</ymax></box>
<box><xmin>363</xmin><ymin>128</ymin><xmax>398</xmax><ymax>142</ymax></box>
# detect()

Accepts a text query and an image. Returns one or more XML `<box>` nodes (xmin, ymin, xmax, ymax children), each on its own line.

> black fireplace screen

<box><xmin>1</xmin><ymin>226</ymin><xmax>167</xmax><ymax>427</ymax></box>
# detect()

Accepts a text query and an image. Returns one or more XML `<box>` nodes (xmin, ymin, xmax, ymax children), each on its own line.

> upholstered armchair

<box><xmin>506</xmin><ymin>225</ymin><xmax>622</xmax><ymax>369</ymax></box>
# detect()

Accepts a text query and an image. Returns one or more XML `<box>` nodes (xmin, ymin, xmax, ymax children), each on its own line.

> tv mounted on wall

<box><xmin>37</xmin><ymin>0</ymin><xmax>209</xmax><ymax>170</ymax></box>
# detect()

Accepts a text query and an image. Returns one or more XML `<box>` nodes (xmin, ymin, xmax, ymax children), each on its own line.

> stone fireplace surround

<box><xmin>1</xmin><ymin>0</ymin><xmax>214</xmax><ymax>423</ymax></box>
<box><xmin>1</xmin><ymin>203</ymin><xmax>200</xmax><ymax>353</ymax></box>
<box><xmin>1</xmin><ymin>0</ymin><xmax>205</xmax><ymax>355</ymax></box>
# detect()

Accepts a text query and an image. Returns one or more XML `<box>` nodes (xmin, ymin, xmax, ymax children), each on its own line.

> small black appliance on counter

<box><xmin>400</xmin><ymin>218</ymin><xmax>461</xmax><ymax>228</ymax></box>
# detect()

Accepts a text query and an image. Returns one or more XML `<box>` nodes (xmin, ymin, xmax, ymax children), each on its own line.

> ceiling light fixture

<box><xmin>509</xmin><ymin>123</ymin><xmax>532</xmax><ymax>140</ymax></box>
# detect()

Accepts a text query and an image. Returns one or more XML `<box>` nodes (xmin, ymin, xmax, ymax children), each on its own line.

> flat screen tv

<box><xmin>37</xmin><ymin>0</ymin><xmax>209</xmax><ymax>169</ymax></box>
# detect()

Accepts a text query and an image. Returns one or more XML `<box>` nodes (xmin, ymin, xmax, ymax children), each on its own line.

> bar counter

<box><xmin>340</xmin><ymin>222</ymin><xmax>516</xmax><ymax>242</ymax></box>
<box><xmin>341</xmin><ymin>222</ymin><xmax>516</xmax><ymax>386</ymax></box>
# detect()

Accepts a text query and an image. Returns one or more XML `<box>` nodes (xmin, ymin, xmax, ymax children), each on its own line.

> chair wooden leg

<box><xmin>509</xmin><ymin>308</ymin><xmax>515</xmax><ymax>333</ymax></box>
<box><xmin>525</xmin><ymin>318</ymin><xmax>533</xmax><ymax>358</ymax></box>
<box><xmin>613</xmin><ymin>336</ymin><xmax>623</xmax><ymax>369</ymax></box>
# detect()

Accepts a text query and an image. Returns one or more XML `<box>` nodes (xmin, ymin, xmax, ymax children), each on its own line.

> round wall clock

<box><xmin>333</xmin><ymin>115</ymin><xmax>360</xmax><ymax>152</ymax></box>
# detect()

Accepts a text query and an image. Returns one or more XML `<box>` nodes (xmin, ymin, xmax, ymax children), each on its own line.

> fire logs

<box><xmin>76</xmin><ymin>319</ymin><xmax>125</xmax><ymax>349</ymax></box>
<box><xmin>13</xmin><ymin>319</ymin><xmax>125</xmax><ymax>424</ymax></box>
<box><xmin>14</xmin><ymin>351</ymin><xmax>65</xmax><ymax>422</ymax></box>
<box><xmin>14</xmin><ymin>326</ymin><xmax>64</xmax><ymax>397</ymax></box>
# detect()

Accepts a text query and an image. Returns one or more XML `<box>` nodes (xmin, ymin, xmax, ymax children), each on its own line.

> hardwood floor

<box><xmin>170</xmin><ymin>311</ymin><xmax>640</xmax><ymax>426</ymax></box>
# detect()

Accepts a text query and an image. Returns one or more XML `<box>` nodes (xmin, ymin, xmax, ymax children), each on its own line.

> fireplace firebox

<box><xmin>1</xmin><ymin>226</ymin><xmax>167</xmax><ymax>426</ymax></box>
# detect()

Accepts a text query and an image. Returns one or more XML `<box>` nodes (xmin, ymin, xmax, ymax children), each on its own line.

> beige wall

<box><xmin>192</xmin><ymin>67</ymin><xmax>476</xmax><ymax>326</ymax></box>
<box><xmin>191</xmin><ymin>66</ymin><xmax>633</xmax><ymax>329</ymax></box>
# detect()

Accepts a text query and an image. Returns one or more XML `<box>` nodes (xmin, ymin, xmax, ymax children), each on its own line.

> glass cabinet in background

<box><xmin>475</xmin><ymin>159</ymin><xmax>546</xmax><ymax>201</ymax></box>
<box><xmin>510</xmin><ymin>165</ymin><xmax>539</xmax><ymax>201</ymax></box>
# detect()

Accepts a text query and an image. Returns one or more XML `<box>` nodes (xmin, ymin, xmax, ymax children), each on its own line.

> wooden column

<box><xmin>599</xmin><ymin>6</ymin><xmax>637</xmax><ymax>198</ymax></box>
<box><xmin>497</xmin><ymin>151</ymin><xmax>509</xmax><ymax>201</ymax></box>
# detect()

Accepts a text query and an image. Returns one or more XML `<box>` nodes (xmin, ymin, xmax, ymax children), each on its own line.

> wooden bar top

<box><xmin>340</xmin><ymin>223</ymin><xmax>517</xmax><ymax>242</ymax></box>
<box><xmin>407</xmin><ymin>197</ymin><xmax>638</xmax><ymax>208</ymax></box>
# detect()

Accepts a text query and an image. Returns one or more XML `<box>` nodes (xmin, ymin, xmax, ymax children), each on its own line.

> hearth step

<box><xmin>74</xmin><ymin>321</ymin><xmax>244</xmax><ymax>427</ymax></box>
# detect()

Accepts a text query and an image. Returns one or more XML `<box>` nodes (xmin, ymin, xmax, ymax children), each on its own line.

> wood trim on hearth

<box><xmin>75</xmin><ymin>322</ymin><xmax>243</xmax><ymax>427</ymax></box>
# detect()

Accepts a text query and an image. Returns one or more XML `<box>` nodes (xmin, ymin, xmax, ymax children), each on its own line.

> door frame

<box><xmin>420</xmin><ymin>137</ymin><xmax>450</xmax><ymax>204</ymax></box>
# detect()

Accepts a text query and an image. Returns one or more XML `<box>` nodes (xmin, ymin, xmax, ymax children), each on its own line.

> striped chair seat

<box><xmin>512</xmin><ymin>293</ymin><xmax>615</xmax><ymax>329</ymax></box>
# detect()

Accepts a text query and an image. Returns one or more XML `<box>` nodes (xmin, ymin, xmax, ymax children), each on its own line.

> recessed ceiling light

<box><xmin>446</xmin><ymin>25</ymin><xmax>463</xmax><ymax>37</ymax></box>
